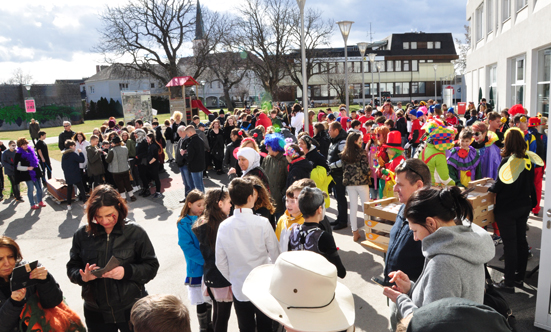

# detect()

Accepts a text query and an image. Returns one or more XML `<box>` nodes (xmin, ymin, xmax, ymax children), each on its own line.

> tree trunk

<box><xmin>223</xmin><ymin>86</ymin><xmax>234</xmax><ymax>114</ymax></box>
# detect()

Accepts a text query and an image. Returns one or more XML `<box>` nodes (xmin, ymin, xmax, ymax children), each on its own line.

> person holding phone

<box><xmin>0</xmin><ymin>236</ymin><xmax>63</xmax><ymax>332</ymax></box>
<box><xmin>67</xmin><ymin>185</ymin><xmax>160</xmax><ymax>332</ymax></box>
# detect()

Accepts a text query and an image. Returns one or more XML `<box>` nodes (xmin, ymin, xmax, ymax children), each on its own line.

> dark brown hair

<box><xmin>16</xmin><ymin>137</ymin><xmax>29</xmax><ymax>147</ymax></box>
<box><xmin>85</xmin><ymin>185</ymin><xmax>128</xmax><ymax>236</ymax></box>
<box><xmin>131</xmin><ymin>294</ymin><xmax>191</xmax><ymax>332</ymax></box>
<box><xmin>250</xmin><ymin>176</ymin><xmax>276</xmax><ymax>214</ymax></box>
<box><xmin>459</xmin><ymin>128</ymin><xmax>473</xmax><ymax>140</ymax></box>
<box><xmin>0</xmin><ymin>236</ymin><xmax>23</xmax><ymax>264</ymax></box>
<box><xmin>193</xmin><ymin>188</ymin><xmax>229</xmax><ymax>250</ymax></box>
<box><xmin>73</xmin><ymin>131</ymin><xmax>86</xmax><ymax>142</ymax></box>
<box><xmin>502</xmin><ymin>128</ymin><xmax>527</xmax><ymax>159</ymax></box>
<box><xmin>395</xmin><ymin>158</ymin><xmax>432</xmax><ymax>187</ymax></box>
<box><xmin>229</xmin><ymin>177</ymin><xmax>254</xmax><ymax>206</ymax></box>
<box><xmin>340</xmin><ymin>132</ymin><xmax>363</xmax><ymax>164</ymax></box>
<box><xmin>405</xmin><ymin>187</ymin><xmax>473</xmax><ymax>229</ymax></box>
<box><xmin>329</xmin><ymin>121</ymin><xmax>342</xmax><ymax>131</ymax></box>
<box><xmin>487</xmin><ymin>111</ymin><xmax>501</xmax><ymax>121</ymax></box>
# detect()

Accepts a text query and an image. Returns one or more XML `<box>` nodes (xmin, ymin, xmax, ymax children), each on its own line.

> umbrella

<box><xmin>489</xmin><ymin>87</ymin><xmax>494</xmax><ymax>109</ymax></box>
<box><xmin>478</xmin><ymin>87</ymin><xmax>483</xmax><ymax>104</ymax></box>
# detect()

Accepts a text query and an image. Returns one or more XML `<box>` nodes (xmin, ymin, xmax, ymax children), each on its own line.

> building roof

<box><xmin>55</xmin><ymin>79</ymin><xmax>86</xmax><ymax>84</ymax></box>
<box><xmin>85</xmin><ymin>64</ymin><xmax>159</xmax><ymax>83</ymax></box>
<box><xmin>166</xmin><ymin>76</ymin><xmax>199</xmax><ymax>87</ymax></box>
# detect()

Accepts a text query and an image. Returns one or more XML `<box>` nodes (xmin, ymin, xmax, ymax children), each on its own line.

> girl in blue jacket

<box><xmin>177</xmin><ymin>189</ymin><xmax>212</xmax><ymax>331</ymax></box>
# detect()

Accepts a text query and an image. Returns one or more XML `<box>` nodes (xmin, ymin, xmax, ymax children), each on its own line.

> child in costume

<box><xmin>470</xmin><ymin>122</ymin><xmax>501</xmax><ymax>180</ymax></box>
<box><xmin>445</xmin><ymin>107</ymin><xmax>459</xmax><ymax>126</ymax></box>
<box><xmin>418</xmin><ymin>120</ymin><xmax>456</xmax><ymax>186</ymax></box>
<box><xmin>447</xmin><ymin>129</ymin><xmax>482</xmax><ymax>187</ymax></box>
<box><xmin>378</xmin><ymin>131</ymin><xmax>405</xmax><ymax>198</ymax></box>
<box><xmin>407</xmin><ymin>109</ymin><xmax>424</xmax><ymax>157</ymax></box>
<box><xmin>374</xmin><ymin>126</ymin><xmax>390</xmax><ymax>198</ymax></box>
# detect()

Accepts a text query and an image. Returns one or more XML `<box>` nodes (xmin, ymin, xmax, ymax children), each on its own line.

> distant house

<box><xmin>84</xmin><ymin>64</ymin><xmax>166</xmax><ymax>105</ymax></box>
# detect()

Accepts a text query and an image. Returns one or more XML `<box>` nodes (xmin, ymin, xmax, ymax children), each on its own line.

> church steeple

<box><xmin>194</xmin><ymin>0</ymin><xmax>205</xmax><ymax>41</ymax></box>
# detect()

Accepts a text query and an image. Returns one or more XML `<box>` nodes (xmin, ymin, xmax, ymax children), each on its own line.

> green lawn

<box><xmin>2</xmin><ymin>174</ymin><xmax>27</xmax><ymax>200</ymax></box>
<box><xmin>0</xmin><ymin>118</ymin><xmax>124</xmax><ymax>141</ymax></box>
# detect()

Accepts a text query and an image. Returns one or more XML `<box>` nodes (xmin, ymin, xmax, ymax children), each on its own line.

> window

<box><xmin>411</xmin><ymin>42</ymin><xmax>417</xmax><ymax>49</ymax></box>
<box><xmin>403</xmin><ymin>42</ymin><xmax>409</xmax><ymax>49</ymax></box>
<box><xmin>502</xmin><ymin>0</ymin><xmax>511</xmax><ymax>21</ymax></box>
<box><xmin>218</xmin><ymin>82</ymin><xmax>221</xmax><ymax>89</ymax></box>
<box><xmin>489</xmin><ymin>64</ymin><xmax>497</xmax><ymax>108</ymax></box>
<box><xmin>476</xmin><ymin>3</ymin><xmax>484</xmax><ymax>41</ymax></box>
<box><xmin>403</xmin><ymin>60</ymin><xmax>410</xmax><ymax>71</ymax></box>
<box><xmin>386</xmin><ymin>60</ymin><xmax>393</xmax><ymax>72</ymax></box>
<box><xmin>537</xmin><ymin>48</ymin><xmax>551</xmax><ymax>116</ymax></box>
<box><xmin>516</xmin><ymin>0</ymin><xmax>527</xmax><ymax>11</ymax></box>
<box><xmin>119</xmin><ymin>83</ymin><xmax>128</xmax><ymax>90</ymax></box>
<box><xmin>337</xmin><ymin>62</ymin><xmax>344</xmax><ymax>74</ymax></box>
<box><xmin>435</xmin><ymin>42</ymin><xmax>441</xmax><ymax>49</ymax></box>
<box><xmin>352</xmin><ymin>62</ymin><xmax>362</xmax><ymax>73</ymax></box>
<box><xmin>402</xmin><ymin>82</ymin><xmax>410</xmax><ymax>95</ymax></box>
<box><xmin>395</xmin><ymin>60</ymin><xmax>401</xmax><ymax>72</ymax></box>
<box><xmin>312</xmin><ymin>86</ymin><xmax>321</xmax><ymax>98</ymax></box>
<box><xmin>412</xmin><ymin>82</ymin><xmax>420</xmax><ymax>94</ymax></box>
<box><xmin>150</xmin><ymin>83</ymin><xmax>155</xmax><ymax>88</ymax></box>
<box><xmin>427</xmin><ymin>59</ymin><xmax>434</xmax><ymax>63</ymax></box>
<box><xmin>321</xmin><ymin>85</ymin><xmax>328</xmax><ymax>97</ymax></box>
<box><xmin>487</xmin><ymin>0</ymin><xmax>494</xmax><ymax>33</ymax></box>
<box><xmin>89</xmin><ymin>86</ymin><xmax>95</xmax><ymax>93</ymax></box>
<box><xmin>511</xmin><ymin>56</ymin><xmax>526</xmax><ymax>106</ymax></box>
<box><xmin>313</xmin><ymin>63</ymin><xmax>320</xmax><ymax>74</ymax></box>
<box><xmin>419</xmin><ymin>82</ymin><xmax>426</xmax><ymax>94</ymax></box>
<box><xmin>427</xmin><ymin>42</ymin><xmax>434</xmax><ymax>49</ymax></box>
<box><xmin>412</xmin><ymin>60</ymin><xmax>418</xmax><ymax>71</ymax></box>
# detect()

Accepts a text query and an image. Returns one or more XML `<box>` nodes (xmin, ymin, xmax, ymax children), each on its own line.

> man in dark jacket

<box><xmin>58</xmin><ymin>121</ymin><xmax>75</xmax><ymax>151</ymax></box>
<box><xmin>327</xmin><ymin>122</ymin><xmax>348</xmax><ymax>230</ymax></box>
<box><xmin>28</xmin><ymin>118</ymin><xmax>41</xmax><ymax>146</ymax></box>
<box><xmin>184</xmin><ymin>125</ymin><xmax>205</xmax><ymax>192</ymax></box>
<box><xmin>223</xmin><ymin>128</ymin><xmax>242</xmax><ymax>177</ymax></box>
<box><xmin>61</xmin><ymin>140</ymin><xmax>87</xmax><ymax>210</ymax></box>
<box><xmin>385</xmin><ymin>158</ymin><xmax>430</xmax><ymax>331</ymax></box>
<box><xmin>86</xmin><ymin>135</ymin><xmax>106</xmax><ymax>188</ymax></box>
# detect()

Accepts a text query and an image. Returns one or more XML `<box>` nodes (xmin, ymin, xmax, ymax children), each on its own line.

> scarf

<box><xmin>237</xmin><ymin>147</ymin><xmax>261</xmax><ymax>176</ymax></box>
<box><xmin>17</xmin><ymin>146</ymin><xmax>39</xmax><ymax>181</ymax></box>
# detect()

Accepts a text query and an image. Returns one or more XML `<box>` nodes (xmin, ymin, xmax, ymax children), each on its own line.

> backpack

<box><xmin>484</xmin><ymin>265</ymin><xmax>516</xmax><ymax>330</ymax></box>
<box><xmin>532</xmin><ymin>131</ymin><xmax>546</xmax><ymax>162</ymax></box>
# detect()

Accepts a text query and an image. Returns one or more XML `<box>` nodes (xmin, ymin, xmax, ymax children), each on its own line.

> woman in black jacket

<box><xmin>298</xmin><ymin>134</ymin><xmax>329</xmax><ymax>172</ymax></box>
<box><xmin>222</xmin><ymin>116</ymin><xmax>237</xmax><ymax>145</ymax></box>
<box><xmin>192</xmin><ymin>188</ymin><xmax>233</xmax><ymax>332</ymax></box>
<box><xmin>284</xmin><ymin>143</ymin><xmax>313</xmax><ymax>192</ymax></box>
<box><xmin>313</xmin><ymin>123</ymin><xmax>331</xmax><ymax>158</ymax></box>
<box><xmin>208</xmin><ymin>120</ymin><xmax>225</xmax><ymax>175</ymax></box>
<box><xmin>134</xmin><ymin>129</ymin><xmax>150</xmax><ymax>197</ymax></box>
<box><xmin>0</xmin><ymin>236</ymin><xmax>64</xmax><ymax>332</ymax></box>
<box><xmin>164</xmin><ymin>119</ymin><xmax>174</xmax><ymax>163</ymax></box>
<box><xmin>146</xmin><ymin>133</ymin><xmax>163</xmax><ymax>198</ymax></box>
<box><xmin>67</xmin><ymin>185</ymin><xmax>159</xmax><ymax>332</ymax></box>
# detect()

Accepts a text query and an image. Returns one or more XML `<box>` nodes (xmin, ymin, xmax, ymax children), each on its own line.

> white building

<box><xmin>465</xmin><ymin>0</ymin><xmax>551</xmax><ymax>116</ymax></box>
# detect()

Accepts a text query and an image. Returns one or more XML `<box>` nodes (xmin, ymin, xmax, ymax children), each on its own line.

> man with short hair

<box><xmin>135</xmin><ymin>119</ymin><xmax>144</xmax><ymax>129</ymax></box>
<box><xmin>327</xmin><ymin>122</ymin><xmax>348</xmax><ymax>230</ymax></box>
<box><xmin>131</xmin><ymin>294</ymin><xmax>191</xmax><ymax>332</ymax></box>
<box><xmin>58</xmin><ymin>121</ymin><xmax>75</xmax><ymax>151</ymax></box>
<box><xmin>385</xmin><ymin>158</ymin><xmax>431</xmax><ymax>331</ymax></box>
<box><xmin>183</xmin><ymin>125</ymin><xmax>205</xmax><ymax>192</ymax></box>
<box><xmin>86</xmin><ymin>135</ymin><xmax>106</xmax><ymax>188</ymax></box>
<box><xmin>192</xmin><ymin>115</ymin><xmax>201</xmax><ymax>129</ymax></box>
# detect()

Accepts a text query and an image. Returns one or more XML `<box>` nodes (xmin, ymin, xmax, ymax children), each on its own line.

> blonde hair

<box><xmin>173</xmin><ymin>111</ymin><xmax>183</xmax><ymax>123</ymax></box>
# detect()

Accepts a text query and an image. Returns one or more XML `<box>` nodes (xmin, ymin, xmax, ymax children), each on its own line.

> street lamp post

<box><xmin>200</xmin><ymin>80</ymin><xmax>206</xmax><ymax>104</ymax></box>
<box><xmin>357</xmin><ymin>42</ymin><xmax>368</xmax><ymax>111</ymax></box>
<box><xmin>296</xmin><ymin>0</ymin><xmax>308</xmax><ymax>134</ymax></box>
<box><xmin>337</xmin><ymin>20</ymin><xmax>354</xmax><ymax>115</ymax></box>
<box><xmin>433</xmin><ymin>64</ymin><xmax>438</xmax><ymax>103</ymax></box>
<box><xmin>368</xmin><ymin>53</ymin><xmax>376</xmax><ymax>107</ymax></box>
<box><xmin>376</xmin><ymin>61</ymin><xmax>382</xmax><ymax>105</ymax></box>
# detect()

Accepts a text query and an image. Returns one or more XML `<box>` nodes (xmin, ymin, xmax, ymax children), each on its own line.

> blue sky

<box><xmin>0</xmin><ymin>0</ymin><xmax>468</xmax><ymax>83</ymax></box>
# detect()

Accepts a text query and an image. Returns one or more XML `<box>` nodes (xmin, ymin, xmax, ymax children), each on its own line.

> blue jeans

<box><xmin>26</xmin><ymin>180</ymin><xmax>43</xmax><ymax>206</ymax></box>
<box><xmin>191</xmin><ymin>171</ymin><xmax>205</xmax><ymax>193</ymax></box>
<box><xmin>182</xmin><ymin>165</ymin><xmax>194</xmax><ymax>196</ymax></box>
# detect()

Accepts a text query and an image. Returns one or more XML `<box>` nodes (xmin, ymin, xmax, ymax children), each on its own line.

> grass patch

<box><xmin>47</xmin><ymin>143</ymin><xmax>63</xmax><ymax>162</ymax></box>
<box><xmin>2</xmin><ymin>173</ymin><xmax>27</xmax><ymax>200</ymax></box>
<box><xmin>0</xmin><ymin>118</ymin><xmax>124</xmax><ymax>141</ymax></box>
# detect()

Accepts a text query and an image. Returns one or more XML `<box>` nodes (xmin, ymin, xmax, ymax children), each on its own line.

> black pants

<box><xmin>129</xmin><ymin>159</ymin><xmax>140</xmax><ymax>187</ymax></box>
<box><xmin>84</xmin><ymin>308</ymin><xmax>131</xmax><ymax>332</ymax></box>
<box><xmin>233</xmin><ymin>296</ymin><xmax>273</xmax><ymax>332</ymax></box>
<box><xmin>496</xmin><ymin>207</ymin><xmax>530</xmax><ymax>284</ymax></box>
<box><xmin>91</xmin><ymin>174</ymin><xmax>104</xmax><ymax>189</ymax></box>
<box><xmin>113</xmin><ymin>172</ymin><xmax>133</xmax><ymax>194</ymax></box>
<box><xmin>207</xmin><ymin>287</ymin><xmax>233</xmax><ymax>332</ymax></box>
<box><xmin>7</xmin><ymin>175</ymin><xmax>21</xmax><ymax>199</ymax></box>
<box><xmin>147</xmin><ymin>162</ymin><xmax>161</xmax><ymax>193</ymax></box>
<box><xmin>39</xmin><ymin>161</ymin><xmax>52</xmax><ymax>184</ymax></box>
<box><xmin>0</xmin><ymin>167</ymin><xmax>3</xmax><ymax>190</ymax></box>
<box><xmin>138</xmin><ymin>163</ymin><xmax>150</xmax><ymax>189</ymax></box>
<box><xmin>67</xmin><ymin>181</ymin><xmax>86</xmax><ymax>206</ymax></box>
<box><xmin>332</xmin><ymin>175</ymin><xmax>348</xmax><ymax>225</ymax></box>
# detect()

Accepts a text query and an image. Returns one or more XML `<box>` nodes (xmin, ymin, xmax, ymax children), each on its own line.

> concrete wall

<box><xmin>465</xmin><ymin>0</ymin><xmax>551</xmax><ymax>114</ymax></box>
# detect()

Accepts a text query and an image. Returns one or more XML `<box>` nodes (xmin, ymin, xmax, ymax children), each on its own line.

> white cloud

<box><xmin>52</xmin><ymin>13</ymin><xmax>81</xmax><ymax>29</ymax></box>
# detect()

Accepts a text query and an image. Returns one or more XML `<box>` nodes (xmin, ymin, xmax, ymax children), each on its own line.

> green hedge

<box><xmin>0</xmin><ymin>104</ymin><xmax>82</xmax><ymax>127</ymax></box>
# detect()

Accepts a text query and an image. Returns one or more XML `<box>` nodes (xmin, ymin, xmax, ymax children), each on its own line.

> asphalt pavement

<box><xmin>0</xmin><ymin>157</ymin><xmax>545</xmax><ymax>331</ymax></box>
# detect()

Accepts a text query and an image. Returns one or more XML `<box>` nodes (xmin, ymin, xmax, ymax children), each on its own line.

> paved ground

<box><xmin>0</xmin><ymin>157</ymin><xmax>546</xmax><ymax>331</ymax></box>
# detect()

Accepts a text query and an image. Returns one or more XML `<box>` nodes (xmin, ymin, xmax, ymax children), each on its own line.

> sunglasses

<box><xmin>398</xmin><ymin>159</ymin><xmax>425</xmax><ymax>184</ymax></box>
<box><xmin>64</xmin><ymin>125</ymin><xmax>70</xmax><ymax>127</ymax></box>
<box><xmin>473</xmin><ymin>132</ymin><xmax>481</xmax><ymax>136</ymax></box>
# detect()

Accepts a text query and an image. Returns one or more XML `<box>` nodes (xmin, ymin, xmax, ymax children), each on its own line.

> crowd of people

<box><xmin>0</xmin><ymin>98</ymin><xmax>547</xmax><ymax>332</ymax></box>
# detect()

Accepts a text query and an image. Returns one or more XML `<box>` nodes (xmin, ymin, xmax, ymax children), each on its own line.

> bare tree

<box><xmin>320</xmin><ymin>64</ymin><xmax>354</xmax><ymax>105</ymax></box>
<box><xmin>6</xmin><ymin>68</ymin><xmax>33</xmax><ymax>85</ymax></box>
<box><xmin>238</xmin><ymin>0</ymin><xmax>295</xmax><ymax>101</ymax></box>
<box><xmin>285</xmin><ymin>8</ymin><xmax>334</xmax><ymax>96</ymax></box>
<box><xmin>453</xmin><ymin>25</ymin><xmax>470</xmax><ymax>74</ymax></box>
<box><xmin>95</xmin><ymin>0</ymin><xmax>222</xmax><ymax>85</ymax></box>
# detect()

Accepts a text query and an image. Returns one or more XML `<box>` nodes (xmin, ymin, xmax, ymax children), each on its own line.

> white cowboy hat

<box><xmin>243</xmin><ymin>251</ymin><xmax>355</xmax><ymax>332</ymax></box>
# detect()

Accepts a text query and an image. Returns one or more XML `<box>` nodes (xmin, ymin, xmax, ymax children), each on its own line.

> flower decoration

<box><xmin>466</xmin><ymin>171</ymin><xmax>472</xmax><ymax>177</ymax></box>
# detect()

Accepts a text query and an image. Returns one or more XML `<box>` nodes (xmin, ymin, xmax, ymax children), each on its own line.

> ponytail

<box><xmin>405</xmin><ymin>187</ymin><xmax>473</xmax><ymax>228</ymax></box>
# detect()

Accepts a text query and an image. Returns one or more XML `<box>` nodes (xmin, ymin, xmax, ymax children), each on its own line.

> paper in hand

<box><xmin>91</xmin><ymin>256</ymin><xmax>121</xmax><ymax>278</ymax></box>
<box><xmin>11</xmin><ymin>260</ymin><xmax>39</xmax><ymax>292</ymax></box>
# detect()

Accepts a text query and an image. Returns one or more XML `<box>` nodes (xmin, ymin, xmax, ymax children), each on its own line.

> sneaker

<box><xmin>142</xmin><ymin>190</ymin><xmax>151</xmax><ymax>198</ymax></box>
<box><xmin>133</xmin><ymin>186</ymin><xmax>141</xmax><ymax>192</ymax></box>
<box><xmin>39</xmin><ymin>202</ymin><xmax>46</xmax><ymax>208</ymax></box>
<box><xmin>153</xmin><ymin>192</ymin><xmax>163</xmax><ymax>198</ymax></box>
<box><xmin>493</xmin><ymin>280</ymin><xmax>515</xmax><ymax>293</ymax></box>
<box><xmin>492</xmin><ymin>235</ymin><xmax>502</xmax><ymax>246</ymax></box>
<box><xmin>15</xmin><ymin>197</ymin><xmax>24</xmax><ymax>203</ymax></box>
<box><xmin>67</xmin><ymin>205</ymin><xmax>72</xmax><ymax>211</ymax></box>
<box><xmin>31</xmin><ymin>205</ymin><xmax>39</xmax><ymax>210</ymax></box>
<box><xmin>130</xmin><ymin>195</ymin><xmax>137</xmax><ymax>202</ymax></box>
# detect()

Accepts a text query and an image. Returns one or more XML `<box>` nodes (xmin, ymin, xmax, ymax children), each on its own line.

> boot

<box><xmin>197</xmin><ymin>310</ymin><xmax>212</xmax><ymax>332</ymax></box>
<box><xmin>206</xmin><ymin>303</ymin><xmax>214</xmax><ymax>332</ymax></box>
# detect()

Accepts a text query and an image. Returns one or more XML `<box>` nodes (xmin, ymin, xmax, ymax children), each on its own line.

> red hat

<box><xmin>528</xmin><ymin>117</ymin><xmax>541</xmax><ymax>127</ymax></box>
<box><xmin>508</xmin><ymin>104</ymin><xmax>525</xmax><ymax>116</ymax></box>
<box><xmin>383</xmin><ymin>131</ymin><xmax>405</xmax><ymax>151</ymax></box>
